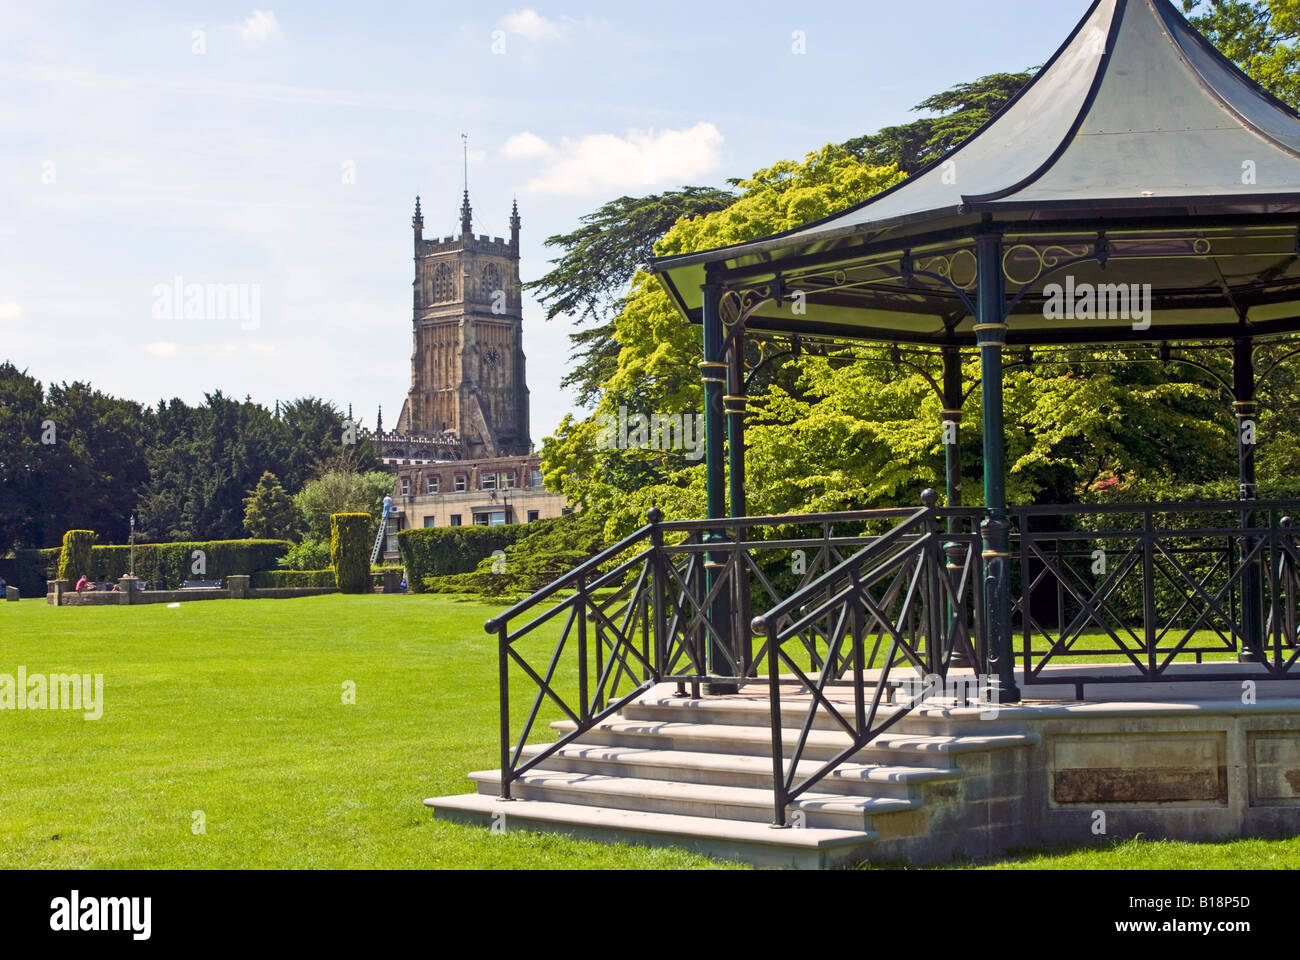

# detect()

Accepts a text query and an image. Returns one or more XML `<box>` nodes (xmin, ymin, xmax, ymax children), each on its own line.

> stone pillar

<box><xmin>5</xmin><ymin>586</ymin><xmax>18</xmax><ymax>602</ymax></box>
<box><xmin>383</xmin><ymin>569</ymin><xmax>401</xmax><ymax>594</ymax></box>
<box><xmin>50</xmin><ymin>579</ymin><xmax>68</xmax><ymax>607</ymax></box>
<box><xmin>227</xmin><ymin>575</ymin><xmax>250</xmax><ymax>599</ymax></box>
<box><xmin>117</xmin><ymin>576</ymin><xmax>138</xmax><ymax>605</ymax></box>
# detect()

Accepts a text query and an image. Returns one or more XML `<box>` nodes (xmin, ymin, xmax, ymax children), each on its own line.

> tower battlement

<box><xmin>397</xmin><ymin>190</ymin><xmax>531</xmax><ymax>461</ymax></box>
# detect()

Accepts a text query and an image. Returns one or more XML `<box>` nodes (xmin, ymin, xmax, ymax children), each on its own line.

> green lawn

<box><xmin>0</xmin><ymin>594</ymin><xmax>732</xmax><ymax>869</ymax></box>
<box><xmin>1</xmin><ymin>594</ymin><xmax>1297</xmax><ymax>870</ymax></box>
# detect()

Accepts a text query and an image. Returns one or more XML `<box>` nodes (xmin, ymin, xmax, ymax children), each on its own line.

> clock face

<box><xmin>485</xmin><ymin>348</ymin><xmax>502</xmax><ymax>367</ymax></box>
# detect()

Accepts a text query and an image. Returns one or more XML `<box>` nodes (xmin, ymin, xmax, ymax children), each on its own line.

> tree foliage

<box><xmin>842</xmin><ymin>71</ymin><xmax>1036</xmax><ymax>174</ymax></box>
<box><xmin>0</xmin><ymin>370</ymin><xmax>380</xmax><ymax>551</ymax></box>
<box><xmin>295</xmin><ymin>465</ymin><xmax>392</xmax><ymax>543</ymax></box>
<box><xmin>243</xmin><ymin>472</ymin><xmax>301</xmax><ymax>541</ymax></box>
<box><xmin>540</xmin><ymin>143</ymin><xmax>1263</xmax><ymax>542</ymax></box>
<box><xmin>1182</xmin><ymin>0</ymin><xmax>1300</xmax><ymax>107</ymax></box>
<box><xmin>525</xmin><ymin>187</ymin><xmax>737</xmax><ymax>406</ymax></box>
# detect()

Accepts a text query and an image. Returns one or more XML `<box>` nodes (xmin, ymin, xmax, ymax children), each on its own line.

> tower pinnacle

<box><xmin>460</xmin><ymin>134</ymin><xmax>473</xmax><ymax>236</ymax></box>
<box><xmin>509</xmin><ymin>197</ymin><xmax>521</xmax><ymax>248</ymax></box>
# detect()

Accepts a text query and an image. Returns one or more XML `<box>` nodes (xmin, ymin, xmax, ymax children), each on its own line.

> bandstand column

<box><xmin>941</xmin><ymin>345</ymin><xmax>971</xmax><ymax>668</ymax></box>
<box><xmin>726</xmin><ymin>326</ymin><xmax>751</xmax><ymax>675</ymax></box>
<box><xmin>701</xmin><ymin>269</ymin><xmax>736</xmax><ymax>692</ymax></box>
<box><xmin>975</xmin><ymin>234</ymin><xmax>1021</xmax><ymax>702</ymax></box>
<box><xmin>1234</xmin><ymin>337</ymin><xmax>1265</xmax><ymax>661</ymax></box>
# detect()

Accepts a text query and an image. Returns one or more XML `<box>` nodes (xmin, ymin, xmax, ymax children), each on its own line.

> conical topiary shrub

<box><xmin>330</xmin><ymin>513</ymin><xmax>372</xmax><ymax>594</ymax></box>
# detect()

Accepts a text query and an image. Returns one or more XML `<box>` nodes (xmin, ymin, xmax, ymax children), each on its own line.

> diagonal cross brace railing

<box><xmin>751</xmin><ymin>505</ymin><xmax>984</xmax><ymax>826</ymax></box>
<box><xmin>485</xmin><ymin>504</ymin><xmax>980</xmax><ymax>802</ymax></box>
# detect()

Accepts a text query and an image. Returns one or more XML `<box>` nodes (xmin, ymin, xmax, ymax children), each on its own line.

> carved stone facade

<box><xmin>372</xmin><ymin>189</ymin><xmax>566</xmax><ymax>534</ymax></box>
<box><xmin>394</xmin><ymin>191</ymin><xmax>530</xmax><ymax>460</ymax></box>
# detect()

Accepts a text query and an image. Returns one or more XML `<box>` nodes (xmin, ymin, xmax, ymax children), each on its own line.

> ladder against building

<box><xmin>371</xmin><ymin>496</ymin><xmax>393</xmax><ymax>565</ymax></box>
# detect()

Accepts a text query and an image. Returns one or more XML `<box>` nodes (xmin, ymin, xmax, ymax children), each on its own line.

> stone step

<box><xmin>551</xmin><ymin>718</ymin><xmax>1035</xmax><ymax>767</ymax></box>
<box><xmin>518</xmin><ymin>742</ymin><xmax>957</xmax><ymax>799</ymax></box>
<box><xmin>623</xmin><ymin>694</ymin><xmax>1015</xmax><ymax>736</ymax></box>
<box><xmin>468</xmin><ymin>769</ymin><xmax>921</xmax><ymax>831</ymax></box>
<box><xmin>426</xmin><ymin>793</ymin><xmax>878</xmax><ymax>869</ymax></box>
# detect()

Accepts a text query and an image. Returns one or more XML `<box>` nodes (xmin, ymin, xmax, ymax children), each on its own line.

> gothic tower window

<box><xmin>481</xmin><ymin>263</ymin><xmax>501</xmax><ymax>302</ymax></box>
<box><xmin>433</xmin><ymin>262</ymin><xmax>456</xmax><ymax>302</ymax></box>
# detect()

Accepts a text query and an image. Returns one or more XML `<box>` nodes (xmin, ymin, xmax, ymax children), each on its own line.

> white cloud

<box><xmin>0</xmin><ymin>302</ymin><xmax>22</xmax><ymax>321</ymax></box>
<box><xmin>515</xmin><ymin>123</ymin><xmax>725</xmax><ymax>195</ymax></box>
<box><xmin>145</xmin><ymin>341</ymin><xmax>179</xmax><ymax>357</ymax></box>
<box><xmin>499</xmin><ymin>9</ymin><xmax>566</xmax><ymax>42</ymax></box>
<box><xmin>237</xmin><ymin>10</ymin><xmax>282</xmax><ymax>43</ymax></box>
<box><xmin>501</xmin><ymin>131</ymin><xmax>554</xmax><ymax>160</ymax></box>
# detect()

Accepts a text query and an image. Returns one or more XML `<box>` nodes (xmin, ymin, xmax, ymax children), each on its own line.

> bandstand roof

<box><xmin>651</xmin><ymin>0</ymin><xmax>1300</xmax><ymax>346</ymax></box>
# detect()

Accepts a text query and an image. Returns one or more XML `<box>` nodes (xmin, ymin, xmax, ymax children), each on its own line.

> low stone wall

<box><xmin>1023</xmin><ymin>703</ymin><xmax>1300</xmax><ymax>847</ymax></box>
<box><xmin>46</xmin><ymin>577</ymin><xmax>338</xmax><ymax>606</ymax></box>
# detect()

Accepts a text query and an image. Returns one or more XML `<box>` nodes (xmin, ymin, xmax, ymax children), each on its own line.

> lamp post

<box><xmin>129</xmin><ymin>514</ymin><xmax>136</xmax><ymax>578</ymax></box>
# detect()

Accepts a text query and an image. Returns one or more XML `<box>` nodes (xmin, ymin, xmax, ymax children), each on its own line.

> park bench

<box><xmin>180</xmin><ymin>580</ymin><xmax>223</xmax><ymax>590</ymax></box>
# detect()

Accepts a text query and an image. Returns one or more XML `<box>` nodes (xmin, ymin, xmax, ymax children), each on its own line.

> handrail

<box><xmin>485</xmin><ymin>505</ymin><xmax>969</xmax><ymax>802</ymax></box>
<box><xmin>484</xmin><ymin>523</ymin><xmax>653</xmax><ymax>631</ymax></box>
<box><xmin>751</xmin><ymin>503</ymin><xmax>981</xmax><ymax>825</ymax></box>
<box><xmin>752</xmin><ymin>508</ymin><xmax>930</xmax><ymax>636</ymax></box>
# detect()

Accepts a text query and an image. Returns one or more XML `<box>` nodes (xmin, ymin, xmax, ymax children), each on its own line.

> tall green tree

<box><xmin>842</xmin><ymin>71</ymin><xmax>1036</xmax><ymax>174</ymax></box>
<box><xmin>541</xmin><ymin>146</ymin><xmax>1246</xmax><ymax>539</ymax></box>
<box><xmin>243</xmin><ymin>471</ymin><xmax>301</xmax><ymax>540</ymax></box>
<box><xmin>295</xmin><ymin>464</ymin><xmax>393</xmax><ymax>543</ymax></box>
<box><xmin>526</xmin><ymin>187</ymin><xmax>737</xmax><ymax>406</ymax></box>
<box><xmin>0</xmin><ymin>363</ymin><xmax>48</xmax><ymax>553</ymax></box>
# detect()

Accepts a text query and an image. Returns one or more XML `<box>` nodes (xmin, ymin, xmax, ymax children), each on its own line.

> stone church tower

<box><xmin>395</xmin><ymin>190</ymin><xmax>531</xmax><ymax>460</ymax></box>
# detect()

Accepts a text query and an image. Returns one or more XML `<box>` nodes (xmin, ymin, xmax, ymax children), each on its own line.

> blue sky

<box><xmin>0</xmin><ymin>1</ymin><xmax>1091</xmax><ymax>440</ymax></box>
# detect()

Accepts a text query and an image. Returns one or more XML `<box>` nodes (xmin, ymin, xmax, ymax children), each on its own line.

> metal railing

<box><xmin>483</xmin><ymin>497</ymin><xmax>1300</xmax><ymax>821</ymax></box>
<box><xmin>1009</xmin><ymin>501</ymin><xmax>1300</xmax><ymax>687</ymax></box>
<box><xmin>751</xmin><ymin>505</ymin><xmax>983</xmax><ymax>825</ymax></box>
<box><xmin>484</xmin><ymin>504</ymin><xmax>963</xmax><ymax>800</ymax></box>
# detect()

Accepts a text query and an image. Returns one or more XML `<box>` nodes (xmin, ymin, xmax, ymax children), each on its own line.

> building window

<box><xmin>423</xmin><ymin>517</ymin><xmax>439</xmax><ymax>528</ymax></box>
<box><xmin>481</xmin><ymin>472</ymin><xmax>497</xmax><ymax>492</ymax></box>
<box><xmin>527</xmin><ymin>510</ymin><xmax>540</xmax><ymax>523</ymax></box>
<box><xmin>475</xmin><ymin>511</ymin><xmax>507</xmax><ymax>527</ymax></box>
<box><xmin>502</xmin><ymin>471</ymin><xmax>517</xmax><ymax>490</ymax></box>
<box><xmin>433</xmin><ymin>262</ymin><xmax>456</xmax><ymax>302</ymax></box>
<box><xmin>454</xmin><ymin>474</ymin><xmax>467</xmax><ymax>492</ymax></box>
<box><xmin>530</xmin><ymin>469</ymin><xmax>543</xmax><ymax>488</ymax></box>
<box><xmin>400</xmin><ymin>477</ymin><xmax>410</xmax><ymax>496</ymax></box>
<box><xmin>426</xmin><ymin>476</ymin><xmax>440</xmax><ymax>495</ymax></box>
<box><xmin>481</xmin><ymin>263</ymin><xmax>502</xmax><ymax>301</ymax></box>
<box><xmin>449</xmin><ymin>514</ymin><xmax>462</xmax><ymax>527</ymax></box>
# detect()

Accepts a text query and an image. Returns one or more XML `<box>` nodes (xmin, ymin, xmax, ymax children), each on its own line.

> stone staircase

<box><xmin>427</xmin><ymin>685</ymin><xmax>1037</xmax><ymax>868</ymax></box>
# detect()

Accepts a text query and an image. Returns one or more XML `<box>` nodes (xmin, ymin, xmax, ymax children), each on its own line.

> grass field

<box><xmin>1</xmin><ymin>594</ymin><xmax>1297</xmax><ymax>870</ymax></box>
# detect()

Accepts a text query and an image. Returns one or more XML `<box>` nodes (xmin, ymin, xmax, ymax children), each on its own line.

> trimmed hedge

<box><xmin>397</xmin><ymin>520</ymin><xmax>563</xmax><ymax>594</ymax></box>
<box><xmin>420</xmin><ymin>513</ymin><xmax>603</xmax><ymax>599</ymax></box>
<box><xmin>57</xmin><ymin>530</ymin><xmax>96</xmax><ymax>583</ymax></box>
<box><xmin>252</xmin><ymin>569</ymin><xmax>337</xmax><ymax>589</ymax></box>
<box><xmin>330</xmin><ymin>513</ymin><xmax>371</xmax><ymax>594</ymax></box>
<box><xmin>14</xmin><ymin>540</ymin><xmax>292</xmax><ymax>593</ymax></box>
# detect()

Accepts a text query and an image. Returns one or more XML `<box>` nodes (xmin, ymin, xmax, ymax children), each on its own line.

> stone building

<box><xmin>364</xmin><ymin>187</ymin><xmax>567</xmax><ymax>539</ymax></box>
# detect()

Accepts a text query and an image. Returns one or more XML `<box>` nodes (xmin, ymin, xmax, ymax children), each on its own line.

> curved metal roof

<box><xmin>651</xmin><ymin>0</ymin><xmax>1300</xmax><ymax>345</ymax></box>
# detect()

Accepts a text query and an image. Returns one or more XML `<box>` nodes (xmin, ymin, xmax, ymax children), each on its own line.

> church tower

<box><xmin>397</xmin><ymin>189</ymin><xmax>531</xmax><ymax>459</ymax></box>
